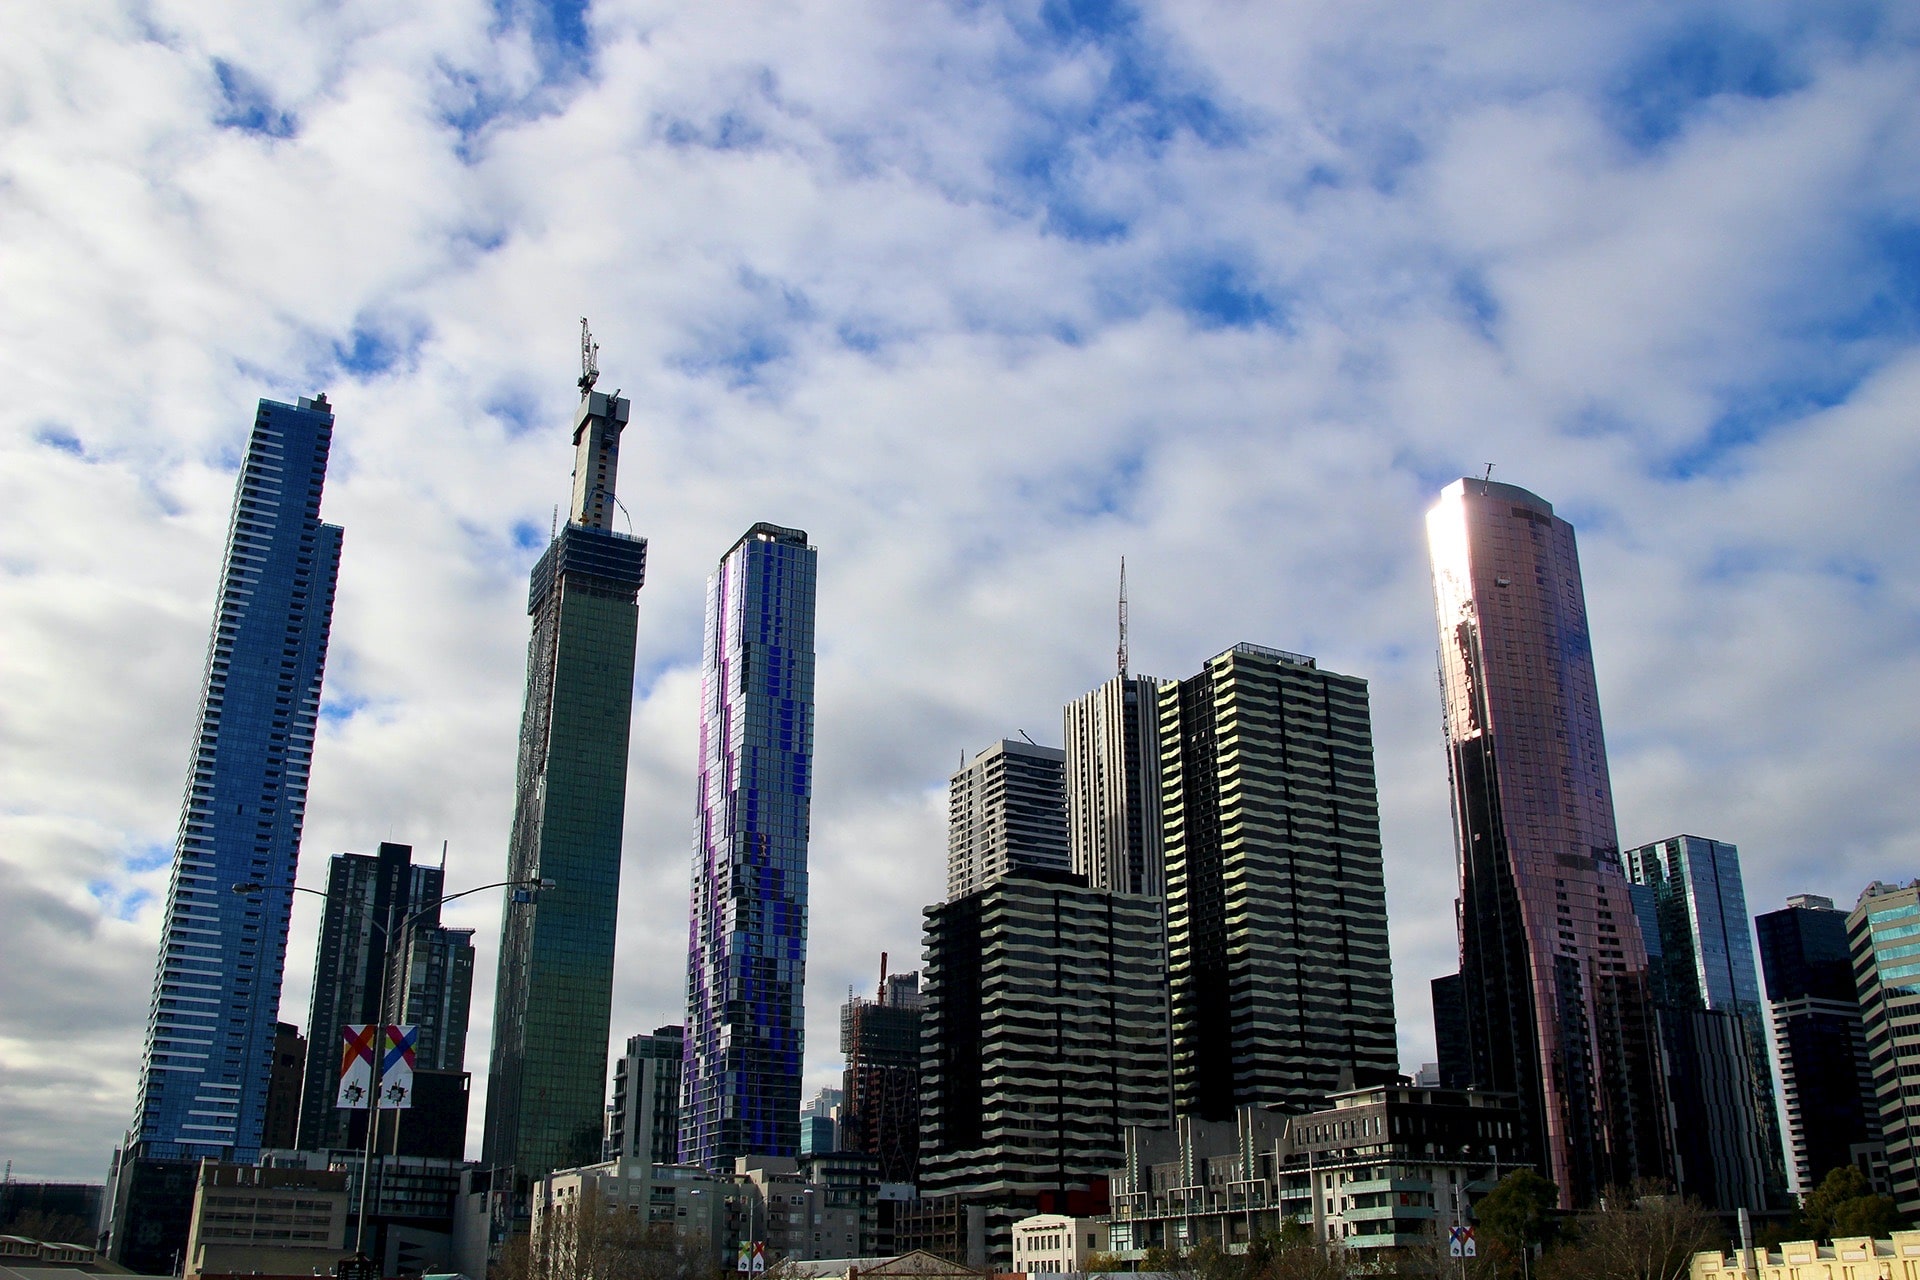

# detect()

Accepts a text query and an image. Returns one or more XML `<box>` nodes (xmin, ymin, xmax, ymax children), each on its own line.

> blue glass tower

<box><xmin>681</xmin><ymin>523</ymin><xmax>817</xmax><ymax>1170</ymax></box>
<box><xmin>108</xmin><ymin>395</ymin><xmax>341</xmax><ymax>1272</ymax></box>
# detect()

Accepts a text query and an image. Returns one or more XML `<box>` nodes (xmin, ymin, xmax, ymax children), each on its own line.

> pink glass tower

<box><xmin>1427</xmin><ymin>478</ymin><xmax>1669</xmax><ymax>1208</ymax></box>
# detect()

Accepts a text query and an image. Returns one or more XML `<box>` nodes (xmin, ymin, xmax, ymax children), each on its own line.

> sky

<box><xmin>3</xmin><ymin>0</ymin><xmax>1918</xmax><ymax>1183</ymax></box>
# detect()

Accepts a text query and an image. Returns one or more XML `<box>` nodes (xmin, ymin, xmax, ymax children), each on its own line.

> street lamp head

<box><xmin>538</xmin><ymin>878</ymin><xmax>557</xmax><ymax>890</ymax></box>
<box><xmin>231</xmin><ymin>882</ymin><xmax>263</xmax><ymax>895</ymax></box>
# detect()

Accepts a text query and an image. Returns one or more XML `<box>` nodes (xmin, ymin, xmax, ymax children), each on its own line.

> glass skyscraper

<box><xmin>1426</xmin><ymin>478</ymin><xmax>1669</xmax><ymax>1208</ymax></box>
<box><xmin>1621</xmin><ymin>833</ymin><xmax>1785</xmax><ymax>1208</ymax></box>
<box><xmin>108</xmin><ymin>395</ymin><xmax>341</xmax><ymax>1273</ymax></box>
<box><xmin>681</xmin><ymin>523</ymin><xmax>817</xmax><ymax>1170</ymax></box>
<box><xmin>482</xmin><ymin>386</ymin><xmax>647</xmax><ymax>1189</ymax></box>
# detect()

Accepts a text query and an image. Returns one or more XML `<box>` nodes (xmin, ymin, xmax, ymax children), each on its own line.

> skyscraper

<box><xmin>1848</xmin><ymin>882</ymin><xmax>1920</xmax><ymax>1215</ymax></box>
<box><xmin>108</xmin><ymin>395</ymin><xmax>342</xmax><ymax>1273</ymax></box>
<box><xmin>1620</xmin><ymin>834</ymin><xmax>1783</xmax><ymax>1208</ymax></box>
<box><xmin>1756</xmin><ymin>893</ymin><xmax>1880</xmax><ymax>1195</ymax></box>
<box><xmin>482</xmin><ymin>371</ymin><xmax>648</xmax><ymax>1189</ymax></box>
<box><xmin>919</xmin><ymin>870</ymin><xmax>1169</xmax><ymax>1268</ymax></box>
<box><xmin>681</xmin><ymin>523</ymin><xmax>818</xmax><ymax>1170</ymax></box>
<box><xmin>946</xmin><ymin>740</ymin><xmax>1069</xmax><ymax>899</ymax></box>
<box><xmin>606</xmin><ymin>1026</ymin><xmax>684</xmax><ymax>1165</ymax></box>
<box><xmin>1426</xmin><ymin>478</ymin><xmax>1668</xmax><ymax>1208</ymax></box>
<box><xmin>1157</xmin><ymin>641</ymin><xmax>1398</xmax><ymax>1120</ymax></box>
<box><xmin>297</xmin><ymin>842</ymin><xmax>443</xmax><ymax>1152</ymax></box>
<box><xmin>1063</xmin><ymin>678</ymin><xmax>1163</xmax><ymax>897</ymax></box>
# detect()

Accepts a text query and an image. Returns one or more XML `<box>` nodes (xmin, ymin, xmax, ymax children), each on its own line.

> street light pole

<box><xmin>353</xmin><ymin>876</ymin><xmax>554</xmax><ymax>1263</ymax></box>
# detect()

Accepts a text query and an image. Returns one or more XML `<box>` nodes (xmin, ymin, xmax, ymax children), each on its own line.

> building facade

<box><xmin>1849</xmin><ymin>882</ymin><xmax>1920</xmax><ymax>1218</ymax></box>
<box><xmin>946</xmin><ymin>740</ymin><xmax>1070</xmax><ymax>900</ymax></box>
<box><xmin>607</xmin><ymin>1025</ymin><xmax>685</xmax><ymax>1165</ymax></box>
<box><xmin>262</xmin><ymin>1023</ymin><xmax>306</xmax><ymax>1151</ymax></box>
<box><xmin>919</xmin><ymin>870</ymin><xmax>1170</xmax><ymax>1266</ymax></box>
<box><xmin>109</xmin><ymin>395</ymin><xmax>342</xmax><ymax>1273</ymax></box>
<box><xmin>297</xmin><ymin>842</ymin><xmax>442</xmax><ymax>1151</ymax></box>
<box><xmin>484</xmin><ymin>385</ymin><xmax>649</xmax><ymax>1188</ymax></box>
<box><xmin>1621</xmin><ymin>834</ymin><xmax>1783</xmax><ymax>1210</ymax></box>
<box><xmin>1063</xmin><ymin>673</ymin><xmax>1164</xmax><ymax>898</ymax></box>
<box><xmin>1109</xmin><ymin>1087</ymin><xmax>1520</xmax><ymax>1258</ymax></box>
<box><xmin>182</xmin><ymin>1162</ymin><xmax>348</xmax><ymax>1280</ymax></box>
<box><xmin>1157</xmin><ymin>642</ymin><xmax>1398</xmax><ymax>1121</ymax></box>
<box><xmin>1756</xmin><ymin>893</ymin><xmax>1881</xmax><ymax>1194</ymax></box>
<box><xmin>1426</xmin><ymin>478</ymin><xmax>1669</xmax><ymax>1208</ymax></box>
<box><xmin>681</xmin><ymin>523</ymin><xmax>819</xmax><ymax>1170</ymax></box>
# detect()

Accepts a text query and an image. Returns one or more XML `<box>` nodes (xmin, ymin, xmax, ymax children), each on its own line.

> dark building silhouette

<box><xmin>841</xmin><ymin>969</ymin><xmax>924</xmax><ymax>1183</ymax></box>
<box><xmin>1757</xmin><ymin>893</ymin><xmax>1881</xmax><ymax>1195</ymax></box>
<box><xmin>262</xmin><ymin>1022</ymin><xmax>306</xmax><ymax>1150</ymax></box>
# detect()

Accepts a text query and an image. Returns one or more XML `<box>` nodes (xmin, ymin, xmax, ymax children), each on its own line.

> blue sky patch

<box><xmin>35</xmin><ymin>425</ymin><xmax>84</xmax><ymax>456</ymax></box>
<box><xmin>319</xmin><ymin>693</ymin><xmax>369</xmax><ymax>724</ymax></box>
<box><xmin>127</xmin><ymin>843</ymin><xmax>173</xmax><ymax>873</ymax></box>
<box><xmin>1604</xmin><ymin>19</ymin><xmax>1805</xmax><ymax>150</ymax></box>
<box><xmin>1173</xmin><ymin>256</ymin><xmax>1279</xmax><ymax>330</ymax></box>
<box><xmin>1659</xmin><ymin>368</ymin><xmax>1862</xmax><ymax>481</ymax></box>
<box><xmin>333</xmin><ymin>315</ymin><xmax>432</xmax><ymax>378</ymax></box>
<box><xmin>211</xmin><ymin>59</ymin><xmax>298</xmax><ymax>139</ymax></box>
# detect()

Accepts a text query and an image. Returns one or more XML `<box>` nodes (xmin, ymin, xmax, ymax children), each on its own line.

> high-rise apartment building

<box><xmin>1426</xmin><ymin>478</ymin><xmax>1669</xmax><ymax>1208</ymax></box>
<box><xmin>262</xmin><ymin>1024</ymin><xmax>307</xmax><ymax>1151</ymax></box>
<box><xmin>1621</xmin><ymin>834</ymin><xmax>1783</xmax><ymax>1208</ymax></box>
<box><xmin>920</xmin><ymin>870</ymin><xmax>1170</xmax><ymax>1267</ymax></box>
<box><xmin>296</xmin><ymin>843</ymin><xmax>442</xmax><ymax>1152</ymax></box>
<box><xmin>483</xmin><ymin>377</ymin><xmax>648</xmax><ymax>1189</ymax></box>
<box><xmin>1063</xmin><ymin>673</ymin><xmax>1163</xmax><ymax>898</ymax></box>
<box><xmin>606</xmin><ymin>1026</ymin><xmax>684</xmax><ymax>1165</ymax></box>
<box><xmin>1756</xmin><ymin>893</ymin><xmax>1880</xmax><ymax>1194</ymax></box>
<box><xmin>681</xmin><ymin>523</ymin><xmax>818</xmax><ymax>1170</ymax></box>
<box><xmin>840</xmin><ymin>971</ymin><xmax>924</xmax><ymax>1183</ymax></box>
<box><xmin>947</xmin><ymin>740</ymin><xmax>1069</xmax><ymax>899</ymax></box>
<box><xmin>107</xmin><ymin>394</ymin><xmax>342</xmax><ymax>1273</ymax></box>
<box><xmin>1848</xmin><ymin>882</ymin><xmax>1920</xmax><ymax>1216</ymax></box>
<box><xmin>1157</xmin><ymin>642</ymin><xmax>1397</xmax><ymax>1121</ymax></box>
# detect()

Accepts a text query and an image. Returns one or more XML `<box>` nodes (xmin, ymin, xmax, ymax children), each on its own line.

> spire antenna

<box><xmin>1481</xmin><ymin>462</ymin><xmax>1495</xmax><ymax>495</ymax></box>
<box><xmin>577</xmin><ymin>317</ymin><xmax>600</xmax><ymax>396</ymax></box>
<box><xmin>1117</xmin><ymin>556</ymin><xmax>1129</xmax><ymax>679</ymax></box>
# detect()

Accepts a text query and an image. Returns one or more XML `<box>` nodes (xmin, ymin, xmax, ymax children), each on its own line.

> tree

<box><xmin>1</xmin><ymin>1209</ymin><xmax>93</xmax><ymax>1245</ymax></box>
<box><xmin>1084</xmin><ymin>1250</ymin><xmax>1127</xmax><ymax>1273</ymax></box>
<box><xmin>1473</xmin><ymin>1170</ymin><xmax>1559</xmax><ymax>1278</ymax></box>
<box><xmin>1798</xmin><ymin>1167</ymin><xmax>1902</xmax><ymax>1242</ymax></box>
<box><xmin>1536</xmin><ymin>1183</ymin><xmax>1716</xmax><ymax>1280</ymax></box>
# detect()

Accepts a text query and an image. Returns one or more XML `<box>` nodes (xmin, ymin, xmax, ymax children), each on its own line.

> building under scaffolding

<box><xmin>841</xmin><ymin>963</ymin><xmax>924</xmax><ymax>1184</ymax></box>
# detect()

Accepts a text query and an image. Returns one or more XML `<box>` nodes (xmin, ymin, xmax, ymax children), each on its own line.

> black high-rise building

<box><xmin>1757</xmin><ymin>894</ymin><xmax>1880</xmax><ymax>1193</ymax></box>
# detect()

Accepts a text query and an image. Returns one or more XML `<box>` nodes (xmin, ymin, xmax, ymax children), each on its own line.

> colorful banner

<box><xmin>1448</xmin><ymin>1225</ymin><xmax>1476</xmax><ymax>1258</ymax></box>
<box><xmin>337</xmin><ymin>1025</ymin><xmax>417</xmax><ymax>1109</ymax></box>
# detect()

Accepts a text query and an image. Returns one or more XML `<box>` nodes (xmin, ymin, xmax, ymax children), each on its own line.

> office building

<box><xmin>1757</xmin><ymin>893</ymin><xmax>1880</xmax><ymax>1195</ymax></box>
<box><xmin>1622</xmin><ymin>834</ymin><xmax>1784</xmax><ymax>1209</ymax></box>
<box><xmin>1157</xmin><ymin>641</ymin><xmax>1398</xmax><ymax>1120</ymax></box>
<box><xmin>919</xmin><ymin>870</ymin><xmax>1170</xmax><ymax>1267</ymax></box>
<box><xmin>262</xmin><ymin>1023</ymin><xmax>306</xmax><ymax>1150</ymax></box>
<box><xmin>182</xmin><ymin>1162</ymin><xmax>349</xmax><ymax>1280</ymax></box>
<box><xmin>107</xmin><ymin>394</ymin><xmax>342</xmax><ymax>1273</ymax></box>
<box><xmin>681</xmin><ymin>523</ymin><xmax>819</xmax><ymax>1170</ymax></box>
<box><xmin>1849</xmin><ymin>882</ymin><xmax>1920</xmax><ymax>1217</ymax></box>
<box><xmin>947</xmin><ymin>740</ymin><xmax>1069</xmax><ymax>899</ymax></box>
<box><xmin>483</xmin><ymin>371</ymin><xmax>648</xmax><ymax>1189</ymax></box>
<box><xmin>297</xmin><ymin>842</ymin><xmax>443</xmax><ymax>1152</ymax></box>
<box><xmin>390</xmin><ymin>922</ymin><xmax>475</xmax><ymax>1075</ymax></box>
<box><xmin>1426</xmin><ymin>478</ymin><xmax>1669</xmax><ymax>1208</ymax></box>
<box><xmin>840</xmin><ymin>972</ymin><xmax>922</xmax><ymax>1182</ymax></box>
<box><xmin>800</xmin><ymin>1086</ymin><xmax>843</xmax><ymax>1158</ymax></box>
<box><xmin>606</xmin><ymin>1025</ymin><xmax>684</xmax><ymax>1164</ymax></box>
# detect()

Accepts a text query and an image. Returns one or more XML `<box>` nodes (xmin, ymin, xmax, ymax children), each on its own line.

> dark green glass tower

<box><xmin>482</xmin><ymin>376</ymin><xmax>646</xmax><ymax>1193</ymax></box>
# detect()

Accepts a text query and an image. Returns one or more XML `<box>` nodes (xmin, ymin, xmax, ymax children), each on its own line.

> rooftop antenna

<box><xmin>877</xmin><ymin>952</ymin><xmax>889</xmax><ymax>1004</ymax></box>
<box><xmin>1018</xmin><ymin>729</ymin><xmax>1037</xmax><ymax>745</ymax></box>
<box><xmin>1481</xmin><ymin>462</ymin><xmax>1495</xmax><ymax>495</ymax></box>
<box><xmin>577</xmin><ymin>317</ymin><xmax>600</xmax><ymax>396</ymax></box>
<box><xmin>1117</xmin><ymin>556</ymin><xmax>1129</xmax><ymax>680</ymax></box>
<box><xmin>440</xmin><ymin>840</ymin><xmax>448</xmax><ymax>875</ymax></box>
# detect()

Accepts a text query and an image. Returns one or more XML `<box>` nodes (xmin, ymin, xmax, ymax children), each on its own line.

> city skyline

<box><xmin>5</xmin><ymin>3</ymin><xmax>1920</xmax><ymax>1183</ymax></box>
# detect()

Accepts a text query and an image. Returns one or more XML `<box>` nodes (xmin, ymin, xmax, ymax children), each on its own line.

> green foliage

<box><xmin>1474</xmin><ymin>1168</ymin><xmax>1559</xmax><ymax>1274</ymax></box>
<box><xmin>1083</xmin><ymin>1250</ymin><xmax>1127</xmax><ymax>1273</ymax></box>
<box><xmin>1798</xmin><ymin>1166</ymin><xmax>1902</xmax><ymax>1242</ymax></box>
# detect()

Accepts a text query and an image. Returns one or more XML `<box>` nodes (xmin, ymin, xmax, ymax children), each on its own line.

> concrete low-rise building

<box><xmin>182</xmin><ymin>1160</ymin><xmax>348</xmax><ymax>1280</ymax></box>
<box><xmin>1111</xmin><ymin>1084</ymin><xmax>1521</xmax><ymax>1258</ymax></box>
<box><xmin>1692</xmin><ymin>1230</ymin><xmax>1920</xmax><ymax>1278</ymax></box>
<box><xmin>1011</xmin><ymin>1214</ymin><xmax>1108</xmax><ymax>1274</ymax></box>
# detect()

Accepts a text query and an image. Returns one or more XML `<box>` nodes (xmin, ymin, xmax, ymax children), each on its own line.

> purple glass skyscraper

<box><xmin>681</xmin><ymin>523</ymin><xmax>817</xmax><ymax>1169</ymax></box>
<box><xmin>1427</xmin><ymin>478</ymin><xmax>1669</xmax><ymax>1208</ymax></box>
